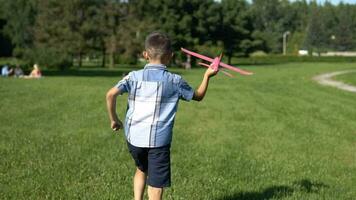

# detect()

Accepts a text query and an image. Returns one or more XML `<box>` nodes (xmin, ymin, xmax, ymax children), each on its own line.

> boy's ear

<box><xmin>142</xmin><ymin>51</ymin><xmax>149</xmax><ymax>60</ymax></box>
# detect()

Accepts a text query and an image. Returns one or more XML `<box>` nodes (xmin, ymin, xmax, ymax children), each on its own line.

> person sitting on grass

<box><xmin>23</xmin><ymin>64</ymin><xmax>42</xmax><ymax>79</ymax></box>
<box><xmin>1</xmin><ymin>64</ymin><xmax>10</xmax><ymax>77</ymax></box>
<box><xmin>106</xmin><ymin>31</ymin><xmax>217</xmax><ymax>200</ymax></box>
<box><xmin>14</xmin><ymin>65</ymin><xmax>24</xmax><ymax>77</ymax></box>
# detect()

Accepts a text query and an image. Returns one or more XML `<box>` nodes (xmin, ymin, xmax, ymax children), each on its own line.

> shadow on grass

<box><xmin>293</xmin><ymin>179</ymin><xmax>329</xmax><ymax>193</ymax></box>
<box><xmin>217</xmin><ymin>179</ymin><xmax>328</xmax><ymax>200</ymax></box>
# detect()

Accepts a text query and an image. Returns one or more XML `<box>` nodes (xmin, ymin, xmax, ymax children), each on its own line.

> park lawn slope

<box><xmin>0</xmin><ymin>62</ymin><xmax>355</xmax><ymax>199</ymax></box>
<box><xmin>333</xmin><ymin>70</ymin><xmax>356</xmax><ymax>86</ymax></box>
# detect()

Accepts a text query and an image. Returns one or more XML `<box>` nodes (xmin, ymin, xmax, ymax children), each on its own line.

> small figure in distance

<box><xmin>23</xmin><ymin>64</ymin><xmax>42</xmax><ymax>79</ymax></box>
<box><xmin>1</xmin><ymin>64</ymin><xmax>10</xmax><ymax>77</ymax></box>
<box><xmin>14</xmin><ymin>65</ymin><xmax>24</xmax><ymax>77</ymax></box>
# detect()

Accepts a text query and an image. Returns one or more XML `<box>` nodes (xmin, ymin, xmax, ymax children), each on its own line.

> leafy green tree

<box><xmin>353</xmin><ymin>5</ymin><xmax>356</xmax><ymax>50</ymax></box>
<box><xmin>333</xmin><ymin>3</ymin><xmax>355</xmax><ymax>51</ymax></box>
<box><xmin>218</xmin><ymin>0</ymin><xmax>255</xmax><ymax>63</ymax></box>
<box><xmin>0</xmin><ymin>19</ymin><xmax>13</xmax><ymax>57</ymax></box>
<box><xmin>128</xmin><ymin>0</ymin><xmax>221</xmax><ymax>67</ymax></box>
<box><xmin>34</xmin><ymin>0</ymin><xmax>106</xmax><ymax>68</ymax></box>
<box><xmin>320</xmin><ymin>1</ymin><xmax>337</xmax><ymax>50</ymax></box>
<box><xmin>305</xmin><ymin>2</ymin><xmax>328</xmax><ymax>55</ymax></box>
<box><xmin>97</xmin><ymin>0</ymin><xmax>136</xmax><ymax>68</ymax></box>
<box><xmin>286</xmin><ymin>0</ymin><xmax>312</xmax><ymax>53</ymax></box>
<box><xmin>2</xmin><ymin>0</ymin><xmax>356</xmax><ymax>68</ymax></box>
<box><xmin>0</xmin><ymin>0</ymin><xmax>37</xmax><ymax>57</ymax></box>
<box><xmin>250</xmin><ymin>0</ymin><xmax>285</xmax><ymax>53</ymax></box>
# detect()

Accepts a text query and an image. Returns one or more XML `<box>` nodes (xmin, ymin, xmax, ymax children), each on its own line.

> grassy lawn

<box><xmin>1</xmin><ymin>63</ymin><xmax>355</xmax><ymax>199</ymax></box>
<box><xmin>334</xmin><ymin>71</ymin><xmax>356</xmax><ymax>86</ymax></box>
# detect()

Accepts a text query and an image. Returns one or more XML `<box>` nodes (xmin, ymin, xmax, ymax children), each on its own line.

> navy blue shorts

<box><xmin>127</xmin><ymin>142</ymin><xmax>171</xmax><ymax>188</ymax></box>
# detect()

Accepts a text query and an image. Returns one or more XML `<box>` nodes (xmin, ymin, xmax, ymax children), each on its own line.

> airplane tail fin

<box><xmin>199</xmin><ymin>62</ymin><xmax>234</xmax><ymax>78</ymax></box>
<box><xmin>221</xmin><ymin>69</ymin><xmax>234</xmax><ymax>78</ymax></box>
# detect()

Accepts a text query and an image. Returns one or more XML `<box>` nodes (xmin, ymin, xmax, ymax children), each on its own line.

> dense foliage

<box><xmin>0</xmin><ymin>0</ymin><xmax>356</xmax><ymax>68</ymax></box>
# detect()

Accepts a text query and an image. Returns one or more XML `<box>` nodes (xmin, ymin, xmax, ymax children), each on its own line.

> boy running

<box><xmin>106</xmin><ymin>32</ymin><xmax>217</xmax><ymax>200</ymax></box>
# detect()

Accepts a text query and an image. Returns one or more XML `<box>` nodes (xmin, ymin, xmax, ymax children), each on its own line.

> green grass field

<box><xmin>334</xmin><ymin>71</ymin><xmax>356</xmax><ymax>86</ymax></box>
<box><xmin>1</xmin><ymin>63</ymin><xmax>356</xmax><ymax>199</ymax></box>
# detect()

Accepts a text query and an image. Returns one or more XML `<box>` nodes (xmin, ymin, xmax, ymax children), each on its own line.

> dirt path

<box><xmin>313</xmin><ymin>70</ymin><xmax>356</xmax><ymax>93</ymax></box>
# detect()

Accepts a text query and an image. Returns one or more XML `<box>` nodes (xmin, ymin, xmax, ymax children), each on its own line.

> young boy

<box><xmin>106</xmin><ymin>32</ymin><xmax>217</xmax><ymax>200</ymax></box>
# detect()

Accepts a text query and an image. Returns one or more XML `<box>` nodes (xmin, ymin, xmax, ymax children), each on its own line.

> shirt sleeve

<box><xmin>178</xmin><ymin>78</ymin><xmax>194</xmax><ymax>101</ymax></box>
<box><xmin>115</xmin><ymin>73</ymin><xmax>131</xmax><ymax>94</ymax></box>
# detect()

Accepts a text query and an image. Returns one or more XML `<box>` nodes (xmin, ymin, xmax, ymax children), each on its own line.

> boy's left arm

<box><xmin>106</xmin><ymin>87</ymin><xmax>123</xmax><ymax>131</ymax></box>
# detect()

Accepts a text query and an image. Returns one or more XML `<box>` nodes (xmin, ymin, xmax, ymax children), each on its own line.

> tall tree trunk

<box><xmin>78</xmin><ymin>52</ymin><xmax>82</xmax><ymax>68</ymax></box>
<box><xmin>71</xmin><ymin>54</ymin><xmax>75</xmax><ymax>68</ymax></box>
<box><xmin>108</xmin><ymin>36</ymin><xmax>116</xmax><ymax>68</ymax></box>
<box><xmin>185</xmin><ymin>54</ymin><xmax>191</xmax><ymax>70</ymax></box>
<box><xmin>101</xmin><ymin>47</ymin><xmax>106</xmax><ymax>68</ymax></box>
<box><xmin>109</xmin><ymin>52</ymin><xmax>114</xmax><ymax>68</ymax></box>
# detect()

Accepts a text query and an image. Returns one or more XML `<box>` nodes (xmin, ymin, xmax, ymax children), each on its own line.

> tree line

<box><xmin>1</xmin><ymin>0</ymin><xmax>356</xmax><ymax>68</ymax></box>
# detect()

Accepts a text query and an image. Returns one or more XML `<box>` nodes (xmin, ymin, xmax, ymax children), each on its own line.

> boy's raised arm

<box><xmin>106</xmin><ymin>87</ymin><xmax>123</xmax><ymax>131</ymax></box>
<box><xmin>193</xmin><ymin>68</ymin><xmax>217</xmax><ymax>101</ymax></box>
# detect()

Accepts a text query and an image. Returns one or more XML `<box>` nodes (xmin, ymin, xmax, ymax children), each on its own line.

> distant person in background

<box><xmin>1</xmin><ymin>64</ymin><xmax>10</xmax><ymax>76</ymax></box>
<box><xmin>30</xmin><ymin>64</ymin><xmax>42</xmax><ymax>78</ymax></box>
<box><xmin>14</xmin><ymin>65</ymin><xmax>24</xmax><ymax>77</ymax></box>
<box><xmin>8</xmin><ymin>66</ymin><xmax>14</xmax><ymax>76</ymax></box>
<box><xmin>23</xmin><ymin>64</ymin><xmax>42</xmax><ymax>79</ymax></box>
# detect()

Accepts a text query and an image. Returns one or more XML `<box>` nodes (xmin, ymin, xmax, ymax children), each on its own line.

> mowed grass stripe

<box><xmin>0</xmin><ymin>63</ymin><xmax>355</xmax><ymax>199</ymax></box>
<box><xmin>334</xmin><ymin>70</ymin><xmax>356</xmax><ymax>86</ymax></box>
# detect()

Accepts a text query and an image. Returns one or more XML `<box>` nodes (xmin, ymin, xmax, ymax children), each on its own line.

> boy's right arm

<box><xmin>106</xmin><ymin>87</ymin><xmax>123</xmax><ymax>131</ymax></box>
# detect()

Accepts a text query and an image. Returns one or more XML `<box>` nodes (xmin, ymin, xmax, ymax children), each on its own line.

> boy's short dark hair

<box><xmin>145</xmin><ymin>32</ymin><xmax>172</xmax><ymax>59</ymax></box>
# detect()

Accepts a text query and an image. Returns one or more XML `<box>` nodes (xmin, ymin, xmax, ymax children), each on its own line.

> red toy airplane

<box><xmin>181</xmin><ymin>48</ymin><xmax>253</xmax><ymax>77</ymax></box>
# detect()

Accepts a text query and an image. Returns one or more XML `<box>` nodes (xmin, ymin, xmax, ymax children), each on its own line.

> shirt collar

<box><xmin>144</xmin><ymin>63</ymin><xmax>167</xmax><ymax>70</ymax></box>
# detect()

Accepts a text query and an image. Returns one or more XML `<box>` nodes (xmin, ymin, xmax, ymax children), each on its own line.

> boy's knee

<box><xmin>148</xmin><ymin>186</ymin><xmax>163</xmax><ymax>200</ymax></box>
<box><xmin>135</xmin><ymin>168</ymin><xmax>147</xmax><ymax>178</ymax></box>
<box><xmin>136</xmin><ymin>167</ymin><xmax>145</xmax><ymax>173</ymax></box>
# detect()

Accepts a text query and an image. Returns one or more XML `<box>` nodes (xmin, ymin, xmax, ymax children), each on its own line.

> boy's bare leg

<box><xmin>148</xmin><ymin>186</ymin><xmax>163</xmax><ymax>200</ymax></box>
<box><xmin>134</xmin><ymin>168</ymin><xmax>147</xmax><ymax>200</ymax></box>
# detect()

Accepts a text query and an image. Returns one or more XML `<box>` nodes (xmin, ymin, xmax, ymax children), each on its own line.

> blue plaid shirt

<box><xmin>116</xmin><ymin>64</ymin><xmax>194</xmax><ymax>148</ymax></box>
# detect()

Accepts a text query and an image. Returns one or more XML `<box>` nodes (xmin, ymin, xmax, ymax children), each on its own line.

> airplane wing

<box><xmin>198</xmin><ymin>62</ymin><xmax>234</xmax><ymax>78</ymax></box>
<box><xmin>181</xmin><ymin>48</ymin><xmax>214</xmax><ymax>62</ymax></box>
<box><xmin>219</xmin><ymin>62</ymin><xmax>253</xmax><ymax>75</ymax></box>
<box><xmin>182</xmin><ymin>47</ymin><xmax>253</xmax><ymax>75</ymax></box>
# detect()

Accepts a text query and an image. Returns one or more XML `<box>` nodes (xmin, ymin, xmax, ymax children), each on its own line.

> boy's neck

<box><xmin>148</xmin><ymin>60</ymin><xmax>167</xmax><ymax>65</ymax></box>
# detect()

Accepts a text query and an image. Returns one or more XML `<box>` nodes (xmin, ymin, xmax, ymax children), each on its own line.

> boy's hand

<box><xmin>204</xmin><ymin>67</ymin><xmax>218</xmax><ymax>78</ymax></box>
<box><xmin>111</xmin><ymin>120</ymin><xmax>123</xmax><ymax>131</ymax></box>
<box><xmin>193</xmin><ymin>66</ymin><xmax>217</xmax><ymax>101</ymax></box>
